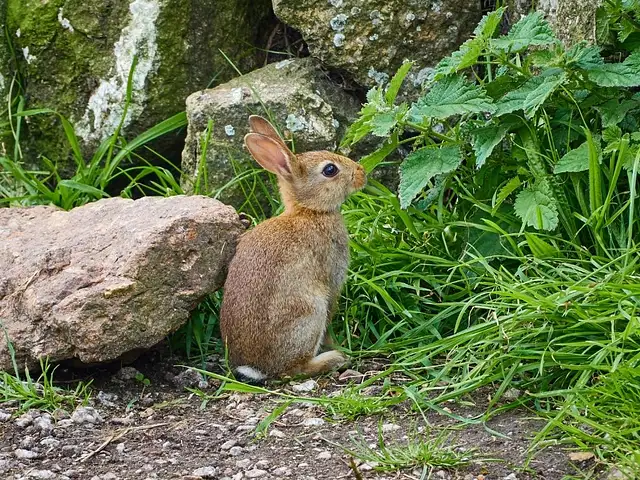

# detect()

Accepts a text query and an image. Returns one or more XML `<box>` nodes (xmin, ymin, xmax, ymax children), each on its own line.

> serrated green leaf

<box><xmin>595</xmin><ymin>98</ymin><xmax>639</xmax><ymax>127</ymax></box>
<box><xmin>474</xmin><ymin>7</ymin><xmax>505</xmax><ymax>37</ymax></box>
<box><xmin>585</xmin><ymin>53</ymin><xmax>640</xmax><ymax>87</ymax></box>
<box><xmin>359</xmin><ymin>131</ymin><xmax>399</xmax><ymax>173</ymax></box>
<box><xmin>470</xmin><ymin>124</ymin><xmax>510</xmax><ymax>168</ymax></box>
<box><xmin>603</xmin><ymin>125</ymin><xmax>623</xmax><ymax>144</ymax></box>
<box><xmin>493</xmin><ymin>176</ymin><xmax>521</xmax><ymax>211</ymax></box>
<box><xmin>619</xmin><ymin>17</ymin><xmax>639</xmax><ymax>42</ymax></box>
<box><xmin>398</xmin><ymin>145</ymin><xmax>462</xmax><ymax>208</ymax></box>
<box><xmin>385</xmin><ymin>61</ymin><xmax>413</xmax><ymax>104</ymax></box>
<box><xmin>565</xmin><ymin>43</ymin><xmax>602</xmax><ymax>69</ymax></box>
<box><xmin>341</xmin><ymin>102</ymin><xmax>378</xmax><ymax>146</ymax></box>
<box><xmin>494</xmin><ymin>70</ymin><xmax>566</xmax><ymax>118</ymax></box>
<box><xmin>409</xmin><ymin>76</ymin><xmax>495</xmax><ymax>121</ymax></box>
<box><xmin>369</xmin><ymin>112</ymin><xmax>397</xmax><ymax>137</ymax></box>
<box><xmin>554</xmin><ymin>141</ymin><xmax>591</xmax><ymax>173</ymax></box>
<box><xmin>514</xmin><ymin>183</ymin><xmax>559</xmax><ymax>231</ymax></box>
<box><xmin>433</xmin><ymin>8</ymin><xmax>504</xmax><ymax>79</ymax></box>
<box><xmin>491</xmin><ymin>12</ymin><xmax>556</xmax><ymax>53</ymax></box>
<box><xmin>434</xmin><ymin>38</ymin><xmax>485</xmax><ymax>79</ymax></box>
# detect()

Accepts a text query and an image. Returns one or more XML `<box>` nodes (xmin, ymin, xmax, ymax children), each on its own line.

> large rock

<box><xmin>506</xmin><ymin>0</ymin><xmax>600</xmax><ymax>45</ymax></box>
<box><xmin>272</xmin><ymin>0</ymin><xmax>482</xmax><ymax>89</ymax></box>
<box><xmin>0</xmin><ymin>196</ymin><xmax>244</xmax><ymax>370</ymax></box>
<box><xmin>6</xmin><ymin>0</ymin><xmax>271</xmax><ymax>169</ymax></box>
<box><xmin>180</xmin><ymin>57</ymin><xmax>361</xmax><ymax>209</ymax></box>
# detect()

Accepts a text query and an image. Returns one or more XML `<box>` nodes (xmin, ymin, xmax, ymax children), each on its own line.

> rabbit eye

<box><xmin>322</xmin><ymin>163</ymin><xmax>339</xmax><ymax>177</ymax></box>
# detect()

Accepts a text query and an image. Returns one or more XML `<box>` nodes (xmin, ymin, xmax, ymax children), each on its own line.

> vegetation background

<box><xmin>1</xmin><ymin>1</ymin><xmax>640</xmax><ymax>478</ymax></box>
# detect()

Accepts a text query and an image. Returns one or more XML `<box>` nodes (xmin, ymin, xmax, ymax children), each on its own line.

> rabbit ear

<box><xmin>244</xmin><ymin>133</ymin><xmax>293</xmax><ymax>177</ymax></box>
<box><xmin>248</xmin><ymin>115</ymin><xmax>283</xmax><ymax>141</ymax></box>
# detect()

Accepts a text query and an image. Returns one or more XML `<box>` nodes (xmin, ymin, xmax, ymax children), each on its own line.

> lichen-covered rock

<box><xmin>0</xmin><ymin>196</ymin><xmax>245</xmax><ymax>370</ymax></box>
<box><xmin>181</xmin><ymin>57</ymin><xmax>361</xmax><ymax>209</ymax></box>
<box><xmin>272</xmin><ymin>0</ymin><xmax>482</xmax><ymax>89</ymax></box>
<box><xmin>6</xmin><ymin>0</ymin><xmax>271</xmax><ymax>168</ymax></box>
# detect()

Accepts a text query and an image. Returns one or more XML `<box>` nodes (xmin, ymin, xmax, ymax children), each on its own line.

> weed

<box><xmin>0</xmin><ymin>330</ymin><xmax>91</xmax><ymax>413</ymax></box>
<box><xmin>336</xmin><ymin>425</ymin><xmax>474</xmax><ymax>473</ymax></box>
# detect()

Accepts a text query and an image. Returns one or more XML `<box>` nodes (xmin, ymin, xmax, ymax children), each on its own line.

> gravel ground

<box><xmin>0</xmin><ymin>349</ymin><xmax>599</xmax><ymax>480</ymax></box>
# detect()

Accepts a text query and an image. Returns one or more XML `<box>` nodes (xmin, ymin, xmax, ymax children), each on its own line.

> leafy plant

<box><xmin>342</xmin><ymin>8</ymin><xmax>640</xmax><ymax>254</ymax></box>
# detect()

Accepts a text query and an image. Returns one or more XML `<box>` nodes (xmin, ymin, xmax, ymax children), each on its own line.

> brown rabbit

<box><xmin>219</xmin><ymin>115</ymin><xmax>366</xmax><ymax>381</ymax></box>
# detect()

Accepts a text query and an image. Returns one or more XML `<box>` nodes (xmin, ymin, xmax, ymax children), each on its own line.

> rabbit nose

<box><xmin>353</xmin><ymin>165</ymin><xmax>367</xmax><ymax>190</ymax></box>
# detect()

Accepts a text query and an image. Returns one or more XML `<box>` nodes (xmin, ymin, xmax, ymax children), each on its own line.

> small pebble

<box><xmin>191</xmin><ymin>466</ymin><xmax>218</xmax><ymax>478</ymax></box>
<box><xmin>40</xmin><ymin>437</ymin><xmax>60</xmax><ymax>448</ymax></box>
<box><xmin>228</xmin><ymin>446</ymin><xmax>243</xmax><ymax>456</ymax></box>
<box><xmin>301</xmin><ymin>417</ymin><xmax>325</xmax><ymax>427</ymax></box>
<box><xmin>220</xmin><ymin>439</ymin><xmax>237</xmax><ymax>450</ymax></box>
<box><xmin>27</xmin><ymin>470</ymin><xmax>57</xmax><ymax>479</ymax></box>
<box><xmin>245</xmin><ymin>469</ymin><xmax>268</xmax><ymax>478</ymax></box>
<box><xmin>382</xmin><ymin>423</ymin><xmax>401</xmax><ymax>433</ymax></box>
<box><xmin>235</xmin><ymin>459</ymin><xmax>252</xmax><ymax>469</ymax></box>
<box><xmin>116</xmin><ymin>366</ymin><xmax>140</xmax><ymax>381</ymax></box>
<box><xmin>269</xmin><ymin>428</ymin><xmax>286</xmax><ymax>438</ymax></box>
<box><xmin>14</xmin><ymin>448</ymin><xmax>39</xmax><ymax>460</ymax></box>
<box><xmin>291</xmin><ymin>379</ymin><xmax>317</xmax><ymax>393</ymax></box>
<box><xmin>273</xmin><ymin>467</ymin><xmax>292</xmax><ymax>476</ymax></box>
<box><xmin>316</xmin><ymin>451</ymin><xmax>331</xmax><ymax>460</ymax></box>
<box><xmin>71</xmin><ymin>406</ymin><xmax>103</xmax><ymax>424</ymax></box>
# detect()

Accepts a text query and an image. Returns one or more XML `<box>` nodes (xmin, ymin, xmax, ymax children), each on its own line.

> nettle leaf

<box><xmin>399</xmin><ymin>145</ymin><xmax>462</xmax><ymax>209</ymax></box>
<box><xmin>494</xmin><ymin>70</ymin><xmax>566</xmax><ymax>118</ymax></box>
<box><xmin>566</xmin><ymin>43</ymin><xmax>602</xmax><ymax>69</ymax></box>
<box><xmin>493</xmin><ymin>176</ymin><xmax>522</xmax><ymax>211</ymax></box>
<box><xmin>603</xmin><ymin>125</ymin><xmax>623</xmax><ymax>144</ymax></box>
<box><xmin>554</xmin><ymin>141</ymin><xmax>591</xmax><ymax>173</ymax></box>
<box><xmin>470</xmin><ymin>124</ymin><xmax>511</xmax><ymax>168</ymax></box>
<box><xmin>583</xmin><ymin>52</ymin><xmax>640</xmax><ymax>87</ymax></box>
<box><xmin>433</xmin><ymin>8</ymin><xmax>504</xmax><ymax>79</ymax></box>
<box><xmin>359</xmin><ymin>131</ymin><xmax>399</xmax><ymax>173</ymax></box>
<box><xmin>491</xmin><ymin>11</ymin><xmax>556</xmax><ymax>53</ymax></box>
<box><xmin>385</xmin><ymin>61</ymin><xmax>413</xmax><ymax>104</ymax></box>
<box><xmin>409</xmin><ymin>76</ymin><xmax>495</xmax><ymax>121</ymax></box>
<box><xmin>595</xmin><ymin>98</ymin><xmax>639</xmax><ymax>127</ymax></box>
<box><xmin>514</xmin><ymin>182</ymin><xmax>559</xmax><ymax>231</ymax></box>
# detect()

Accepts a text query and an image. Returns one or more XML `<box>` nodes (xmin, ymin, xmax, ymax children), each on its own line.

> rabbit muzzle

<box><xmin>352</xmin><ymin>164</ymin><xmax>367</xmax><ymax>191</ymax></box>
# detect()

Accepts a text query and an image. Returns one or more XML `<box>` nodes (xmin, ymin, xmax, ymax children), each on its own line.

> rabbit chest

<box><xmin>323</xmin><ymin>219</ymin><xmax>350</xmax><ymax>294</ymax></box>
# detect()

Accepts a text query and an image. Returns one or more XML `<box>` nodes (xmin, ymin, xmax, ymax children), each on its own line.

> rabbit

<box><xmin>219</xmin><ymin>115</ymin><xmax>366</xmax><ymax>381</ymax></box>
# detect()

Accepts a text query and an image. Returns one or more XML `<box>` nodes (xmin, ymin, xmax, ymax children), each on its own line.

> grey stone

<box><xmin>245</xmin><ymin>469</ymin><xmax>268</xmax><ymax>479</ymax></box>
<box><xmin>27</xmin><ymin>470</ymin><xmax>58</xmax><ymax>479</ymax></box>
<box><xmin>14</xmin><ymin>448</ymin><xmax>39</xmax><ymax>460</ymax></box>
<box><xmin>191</xmin><ymin>467</ymin><xmax>218</xmax><ymax>478</ymax></box>
<box><xmin>301</xmin><ymin>417</ymin><xmax>325</xmax><ymax>427</ymax></box>
<box><xmin>291</xmin><ymin>379</ymin><xmax>317</xmax><ymax>393</ymax></box>
<box><xmin>0</xmin><ymin>196</ymin><xmax>244</xmax><ymax>370</ymax></box>
<box><xmin>505</xmin><ymin>0</ymin><xmax>600</xmax><ymax>46</ymax></box>
<box><xmin>273</xmin><ymin>0</ymin><xmax>483</xmax><ymax>89</ymax></box>
<box><xmin>181</xmin><ymin>57</ymin><xmax>361</xmax><ymax>210</ymax></box>
<box><xmin>71</xmin><ymin>407</ymin><xmax>103</xmax><ymax>425</ymax></box>
<box><xmin>6</xmin><ymin>0</ymin><xmax>272</xmax><ymax>170</ymax></box>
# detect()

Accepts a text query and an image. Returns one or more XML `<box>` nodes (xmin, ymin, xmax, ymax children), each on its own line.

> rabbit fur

<box><xmin>219</xmin><ymin>115</ymin><xmax>366</xmax><ymax>381</ymax></box>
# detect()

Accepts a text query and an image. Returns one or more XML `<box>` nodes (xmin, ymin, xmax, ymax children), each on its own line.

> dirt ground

<box><xmin>0</xmin><ymin>346</ymin><xmax>598</xmax><ymax>480</ymax></box>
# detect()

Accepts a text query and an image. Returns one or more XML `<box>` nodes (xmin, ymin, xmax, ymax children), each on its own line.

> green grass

<box><xmin>336</xmin><ymin>426</ymin><xmax>475</xmax><ymax>474</ymax></box>
<box><xmin>1</xmin><ymin>332</ymin><xmax>91</xmax><ymax>413</ymax></box>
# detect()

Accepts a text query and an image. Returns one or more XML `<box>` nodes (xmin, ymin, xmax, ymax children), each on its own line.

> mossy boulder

<box><xmin>5</xmin><ymin>0</ymin><xmax>271</xmax><ymax>168</ymax></box>
<box><xmin>181</xmin><ymin>57</ymin><xmax>361</xmax><ymax>210</ymax></box>
<box><xmin>272</xmin><ymin>0</ymin><xmax>482</xmax><ymax>90</ymax></box>
<box><xmin>506</xmin><ymin>0</ymin><xmax>600</xmax><ymax>46</ymax></box>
